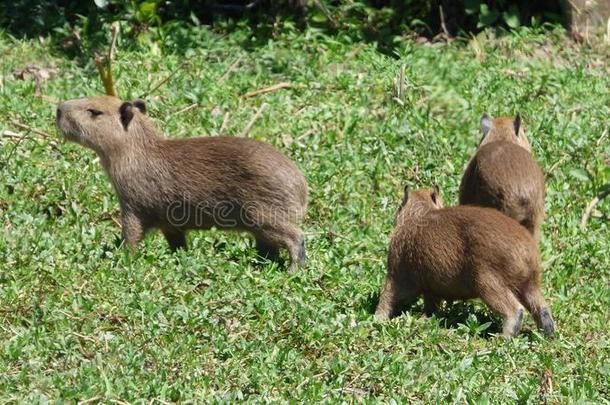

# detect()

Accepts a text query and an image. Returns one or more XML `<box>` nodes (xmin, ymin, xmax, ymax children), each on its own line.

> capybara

<box><xmin>375</xmin><ymin>187</ymin><xmax>555</xmax><ymax>338</ymax></box>
<box><xmin>459</xmin><ymin>113</ymin><xmax>545</xmax><ymax>242</ymax></box>
<box><xmin>56</xmin><ymin>96</ymin><xmax>308</xmax><ymax>271</ymax></box>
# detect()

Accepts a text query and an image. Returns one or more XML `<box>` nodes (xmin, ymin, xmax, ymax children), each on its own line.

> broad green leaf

<box><xmin>478</xmin><ymin>4</ymin><xmax>500</xmax><ymax>27</ymax></box>
<box><xmin>465</xmin><ymin>0</ymin><xmax>481</xmax><ymax>15</ymax></box>
<box><xmin>503</xmin><ymin>6</ymin><xmax>521</xmax><ymax>29</ymax></box>
<box><xmin>569</xmin><ymin>168</ymin><xmax>590</xmax><ymax>181</ymax></box>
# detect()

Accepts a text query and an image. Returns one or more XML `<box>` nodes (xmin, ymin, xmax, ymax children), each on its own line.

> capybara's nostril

<box><xmin>56</xmin><ymin>107</ymin><xmax>62</xmax><ymax>122</ymax></box>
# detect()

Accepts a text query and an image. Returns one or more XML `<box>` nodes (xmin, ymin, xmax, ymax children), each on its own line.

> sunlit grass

<box><xmin>0</xmin><ymin>23</ymin><xmax>608</xmax><ymax>402</ymax></box>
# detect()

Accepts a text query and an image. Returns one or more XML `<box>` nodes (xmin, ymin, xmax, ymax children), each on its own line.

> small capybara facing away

<box><xmin>459</xmin><ymin>113</ymin><xmax>545</xmax><ymax>242</ymax></box>
<box><xmin>375</xmin><ymin>187</ymin><xmax>555</xmax><ymax>338</ymax></box>
<box><xmin>56</xmin><ymin>96</ymin><xmax>308</xmax><ymax>271</ymax></box>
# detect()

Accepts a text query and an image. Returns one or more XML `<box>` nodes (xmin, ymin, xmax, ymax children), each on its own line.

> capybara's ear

<box><xmin>119</xmin><ymin>102</ymin><xmax>134</xmax><ymax>131</ymax></box>
<box><xmin>431</xmin><ymin>186</ymin><xmax>440</xmax><ymax>205</ymax></box>
<box><xmin>403</xmin><ymin>185</ymin><xmax>411</xmax><ymax>201</ymax></box>
<box><xmin>133</xmin><ymin>99</ymin><xmax>146</xmax><ymax>114</ymax></box>
<box><xmin>513</xmin><ymin>112</ymin><xmax>521</xmax><ymax>136</ymax></box>
<box><xmin>481</xmin><ymin>113</ymin><xmax>492</xmax><ymax>136</ymax></box>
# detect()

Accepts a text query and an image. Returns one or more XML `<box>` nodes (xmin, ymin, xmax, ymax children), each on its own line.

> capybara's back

<box><xmin>157</xmin><ymin>136</ymin><xmax>307</xmax><ymax>230</ymax></box>
<box><xmin>459</xmin><ymin>141</ymin><xmax>545</xmax><ymax>239</ymax></box>
<box><xmin>406</xmin><ymin>207</ymin><xmax>536</xmax><ymax>296</ymax></box>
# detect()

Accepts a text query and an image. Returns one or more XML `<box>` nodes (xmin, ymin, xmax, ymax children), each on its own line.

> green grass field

<box><xmin>1</xmin><ymin>22</ymin><xmax>609</xmax><ymax>402</ymax></box>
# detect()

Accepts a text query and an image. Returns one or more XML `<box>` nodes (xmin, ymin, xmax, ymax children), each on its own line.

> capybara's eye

<box><xmin>87</xmin><ymin>109</ymin><xmax>103</xmax><ymax>117</ymax></box>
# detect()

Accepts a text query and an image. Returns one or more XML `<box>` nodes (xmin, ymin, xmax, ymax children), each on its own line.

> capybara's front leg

<box><xmin>121</xmin><ymin>211</ymin><xmax>145</xmax><ymax>251</ymax></box>
<box><xmin>423</xmin><ymin>295</ymin><xmax>440</xmax><ymax>317</ymax></box>
<box><xmin>162</xmin><ymin>227</ymin><xmax>187</xmax><ymax>252</ymax></box>
<box><xmin>256</xmin><ymin>224</ymin><xmax>305</xmax><ymax>272</ymax></box>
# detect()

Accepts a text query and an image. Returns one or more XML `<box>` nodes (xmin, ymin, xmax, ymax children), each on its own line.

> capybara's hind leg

<box><xmin>520</xmin><ymin>281</ymin><xmax>555</xmax><ymax>337</ymax></box>
<box><xmin>298</xmin><ymin>234</ymin><xmax>305</xmax><ymax>263</ymax></box>
<box><xmin>285</xmin><ymin>229</ymin><xmax>305</xmax><ymax>272</ymax></box>
<box><xmin>374</xmin><ymin>275</ymin><xmax>418</xmax><ymax>321</ymax></box>
<box><xmin>256</xmin><ymin>224</ymin><xmax>305</xmax><ymax>272</ymax></box>
<box><xmin>479</xmin><ymin>280</ymin><xmax>525</xmax><ymax>337</ymax></box>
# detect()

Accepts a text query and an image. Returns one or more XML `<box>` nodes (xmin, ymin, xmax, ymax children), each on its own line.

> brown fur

<box><xmin>56</xmin><ymin>96</ymin><xmax>308</xmax><ymax>271</ymax></box>
<box><xmin>459</xmin><ymin>113</ymin><xmax>545</xmax><ymax>242</ymax></box>
<box><xmin>375</xmin><ymin>188</ymin><xmax>555</xmax><ymax>338</ymax></box>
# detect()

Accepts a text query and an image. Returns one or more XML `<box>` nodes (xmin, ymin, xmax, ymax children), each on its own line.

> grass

<box><xmin>1</xmin><ymin>22</ymin><xmax>609</xmax><ymax>402</ymax></box>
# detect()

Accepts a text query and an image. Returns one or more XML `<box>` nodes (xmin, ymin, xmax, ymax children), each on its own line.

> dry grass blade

<box><xmin>78</xmin><ymin>396</ymin><xmax>102</xmax><ymax>405</ymax></box>
<box><xmin>94</xmin><ymin>22</ymin><xmax>120</xmax><ymax>96</ymax></box>
<box><xmin>110</xmin><ymin>400</ymin><xmax>131</xmax><ymax>405</ymax></box>
<box><xmin>2</xmin><ymin>120</ymin><xmax>62</xmax><ymax>166</ymax></box>
<box><xmin>313</xmin><ymin>0</ymin><xmax>338</xmax><ymax>27</ymax></box>
<box><xmin>219</xmin><ymin>111</ymin><xmax>230</xmax><ymax>134</ymax></box>
<box><xmin>336</xmin><ymin>387</ymin><xmax>369</xmax><ymax>396</ymax></box>
<box><xmin>8</xmin><ymin>119</ymin><xmax>53</xmax><ymax>140</ymax></box>
<box><xmin>220</xmin><ymin>55</ymin><xmax>244</xmax><ymax>82</ymax></box>
<box><xmin>580</xmin><ymin>187</ymin><xmax>610</xmax><ymax>229</ymax></box>
<box><xmin>439</xmin><ymin>5</ymin><xmax>450</xmax><ymax>38</ymax></box>
<box><xmin>170</xmin><ymin>103</ymin><xmax>199</xmax><ymax>117</ymax></box>
<box><xmin>397</xmin><ymin>64</ymin><xmax>405</xmax><ymax>101</ymax></box>
<box><xmin>109</xmin><ymin>22</ymin><xmax>119</xmax><ymax>61</ymax></box>
<box><xmin>140</xmin><ymin>60</ymin><xmax>190</xmax><ymax>99</ymax></box>
<box><xmin>240</xmin><ymin>103</ymin><xmax>268</xmax><ymax>137</ymax></box>
<box><xmin>1</xmin><ymin>130</ymin><xmax>23</xmax><ymax>140</ymax></box>
<box><xmin>539</xmin><ymin>369</ymin><xmax>553</xmax><ymax>397</ymax></box>
<box><xmin>243</xmin><ymin>82</ymin><xmax>292</xmax><ymax>98</ymax></box>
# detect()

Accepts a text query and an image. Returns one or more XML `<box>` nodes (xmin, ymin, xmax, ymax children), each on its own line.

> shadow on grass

<box><xmin>362</xmin><ymin>291</ymin><xmax>380</xmax><ymax>315</ymax></box>
<box><xmin>229</xmin><ymin>1</ymin><xmax>570</xmax><ymax>56</ymax></box>
<box><xmin>1</xmin><ymin>1</ymin><xmax>570</xmax><ymax>63</ymax></box>
<box><xmin>362</xmin><ymin>292</ymin><xmax>503</xmax><ymax>338</ymax></box>
<box><xmin>434</xmin><ymin>301</ymin><xmax>501</xmax><ymax>337</ymax></box>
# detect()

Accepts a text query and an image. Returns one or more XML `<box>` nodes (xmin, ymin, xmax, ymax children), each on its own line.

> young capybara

<box><xmin>56</xmin><ymin>96</ymin><xmax>308</xmax><ymax>271</ymax></box>
<box><xmin>375</xmin><ymin>187</ymin><xmax>555</xmax><ymax>338</ymax></box>
<box><xmin>459</xmin><ymin>113</ymin><xmax>545</xmax><ymax>242</ymax></box>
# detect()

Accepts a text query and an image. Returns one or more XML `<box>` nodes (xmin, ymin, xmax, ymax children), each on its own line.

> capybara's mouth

<box><xmin>57</xmin><ymin>124</ymin><xmax>79</xmax><ymax>142</ymax></box>
<box><xmin>62</xmin><ymin>130</ymin><xmax>81</xmax><ymax>143</ymax></box>
<box><xmin>56</xmin><ymin>114</ymin><xmax>82</xmax><ymax>144</ymax></box>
